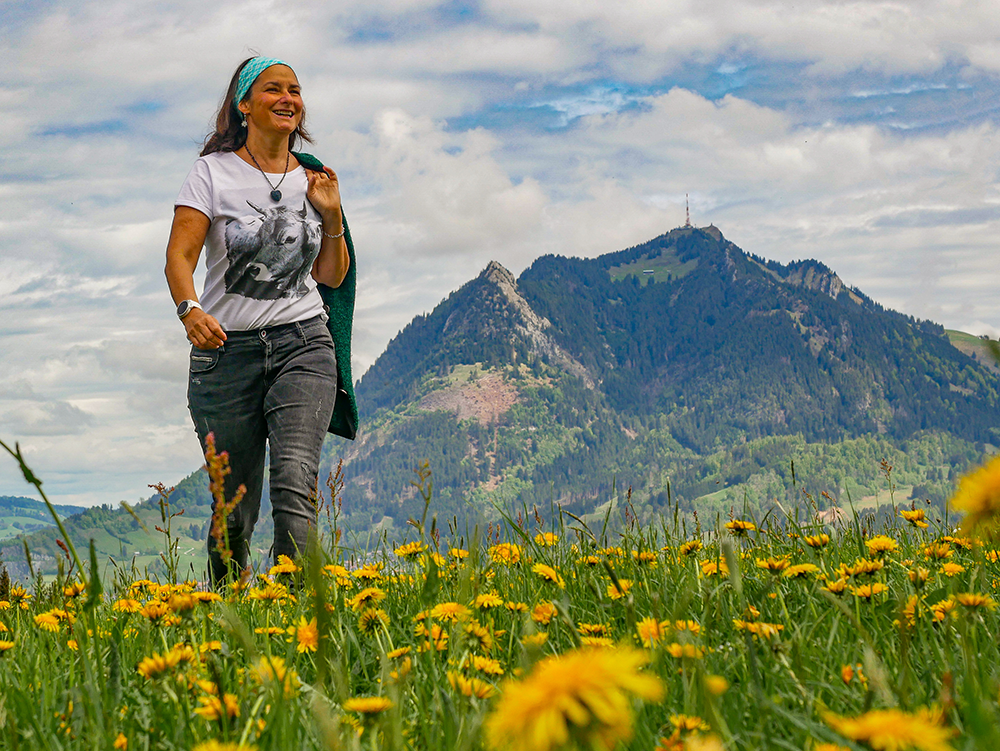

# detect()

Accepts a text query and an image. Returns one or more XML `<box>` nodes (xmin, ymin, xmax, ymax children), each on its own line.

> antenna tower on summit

<box><xmin>685</xmin><ymin>194</ymin><xmax>691</xmax><ymax>228</ymax></box>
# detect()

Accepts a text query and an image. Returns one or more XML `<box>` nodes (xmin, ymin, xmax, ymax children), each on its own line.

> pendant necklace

<box><xmin>244</xmin><ymin>144</ymin><xmax>290</xmax><ymax>201</ymax></box>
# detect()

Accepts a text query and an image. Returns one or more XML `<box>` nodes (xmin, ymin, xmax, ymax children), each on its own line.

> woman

<box><xmin>165</xmin><ymin>57</ymin><xmax>356</xmax><ymax>583</ymax></box>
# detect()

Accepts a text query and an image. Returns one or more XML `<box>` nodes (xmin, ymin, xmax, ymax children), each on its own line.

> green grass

<box><xmin>608</xmin><ymin>249</ymin><xmax>699</xmax><ymax>285</ymax></box>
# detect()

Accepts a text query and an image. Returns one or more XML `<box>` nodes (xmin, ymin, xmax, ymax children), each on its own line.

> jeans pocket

<box><xmin>190</xmin><ymin>346</ymin><xmax>222</xmax><ymax>374</ymax></box>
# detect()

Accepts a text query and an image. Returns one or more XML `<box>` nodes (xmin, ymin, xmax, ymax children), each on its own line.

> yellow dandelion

<box><xmin>343</xmin><ymin>696</ymin><xmax>393</xmax><ymax>714</ymax></box>
<box><xmin>0</xmin><ymin>639</ymin><xmax>15</xmax><ymax>653</ymax></box>
<box><xmin>850</xmin><ymin>583</ymin><xmax>889</xmax><ymax>600</ymax></box>
<box><xmin>474</xmin><ymin>592</ymin><xmax>505</xmax><ymax>609</ymax></box>
<box><xmin>466</xmin><ymin>654</ymin><xmax>504</xmax><ymax>676</ymax></box>
<box><xmin>632</xmin><ymin>550</ymin><xmax>658</xmax><ymax>565</ymax></box>
<box><xmin>636</xmin><ymin>617</ymin><xmax>667</xmax><ymax>647</ymax></box>
<box><xmin>347</xmin><ymin>587</ymin><xmax>386</xmax><ymax>612</ymax></box>
<box><xmin>430</xmin><ymin>601</ymin><xmax>471</xmax><ymax>622</ymax></box>
<box><xmin>534</xmin><ymin>532</ymin><xmax>558</xmax><ymax>546</ymax></box>
<box><xmin>901</xmin><ymin>508</ymin><xmax>929</xmax><ymax>528</ymax></box>
<box><xmin>254</xmin><ymin>626</ymin><xmax>285</xmax><ymax>636</ymax></box>
<box><xmin>908</xmin><ymin>567</ymin><xmax>932</xmax><ymax>587</ymax></box>
<box><xmin>956</xmin><ymin>592</ymin><xmax>996</xmax><ymax>610</ymax></box>
<box><xmin>531</xmin><ymin>563</ymin><xmax>565</xmax><ymax>588</ymax></box>
<box><xmin>251</xmin><ymin>656</ymin><xmax>299</xmax><ymax>697</ymax></box>
<box><xmin>267</xmin><ymin>554</ymin><xmax>298</xmax><ymax>576</ymax></box>
<box><xmin>505</xmin><ymin>601</ymin><xmax>529</xmax><ymax>612</ymax></box>
<box><xmin>951</xmin><ymin>454</ymin><xmax>1000</xmax><ymax>538</ymax></box>
<box><xmin>358</xmin><ymin>608</ymin><xmax>389</xmax><ymax>634</ymax></box>
<box><xmin>286</xmin><ymin>616</ymin><xmax>319</xmax><ymax>653</ymax></box>
<box><xmin>705</xmin><ymin>675</ymin><xmax>729</xmax><ymax>695</ymax></box>
<box><xmin>804</xmin><ymin>533</ymin><xmax>831</xmax><ymax>548</ymax></box>
<box><xmin>192</xmin><ymin>742</ymin><xmax>257</xmax><ymax>751</ymax></box>
<box><xmin>489</xmin><ymin>543</ymin><xmax>521</xmax><ymax>565</ymax></box>
<box><xmin>394</xmin><ymin>541</ymin><xmax>427</xmax><ymax>558</ymax></box>
<box><xmin>577</xmin><ymin>622</ymin><xmax>610</xmax><ymax>636</ymax></box>
<box><xmin>923</xmin><ymin>541</ymin><xmax>954</xmax><ymax>560</ymax></box>
<box><xmin>531</xmin><ymin>602</ymin><xmax>558</xmax><ymax>625</ymax></box>
<box><xmin>194</xmin><ymin>693</ymin><xmax>240</xmax><ymax>721</ymax></box>
<box><xmin>823</xmin><ymin>578</ymin><xmax>849</xmax><ymax>595</ymax></box>
<box><xmin>756</xmin><ymin>556</ymin><xmax>791</xmax><ymax>573</ymax></box>
<box><xmin>448</xmin><ymin>670</ymin><xmax>497</xmax><ymax>698</ymax></box>
<box><xmin>352</xmin><ymin>563</ymin><xmax>383</xmax><ymax>581</ymax></box>
<box><xmin>932</xmin><ymin>597</ymin><xmax>958</xmax><ymax>623</ymax></box>
<box><xmin>700</xmin><ymin>559</ymin><xmax>728</xmax><ymax>578</ymax></box>
<box><xmin>484</xmin><ymin>646</ymin><xmax>663</xmax><ymax>751</ymax></box>
<box><xmin>34</xmin><ymin>613</ymin><xmax>60</xmax><ymax>632</ymax></box>
<box><xmin>665</xmin><ymin>643</ymin><xmax>704</xmax><ymax>659</ymax></box>
<box><xmin>784</xmin><ymin>563</ymin><xmax>820</xmax><ymax>579</ymax></box>
<box><xmin>113</xmin><ymin>599</ymin><xmax>143</xmax><ymax>613</ymax></box>
<box><xmin>941</xmin><ymin>562</ymin><xmax>965</xmax><ymax>577</ymax></box>
<box><xmin>520</xmin><ymin>632</ymin><xmax>548</xmax><ymax>648</ymax></box>
<box><xmin>113</xmin><ymin>733</ymin><xmax>128</xmax><ymax>750</ymax></box>
<box><xmin>606</xmin><ymin>579</ymin><xmax>633</xmax><ymax>599</ymax></box>
<box><xmin>449</xmin><ymin>548</ymin><xmax>470</xmax><ymax>559</ymax></box>
<box><xmin>63</xmin><ymin>581</ymin><xmax>86</xmax><ymax>598</ymax></box>
<box><xmin>679</xmin><ymin>539</ymin><xmax>704</xmax><ymax>556</ymax></box>
<box><xmin>725</xmin><ymin>519</ymin><xmax>756</xmax><ymax>536</ymax></box>
<box><xmin>824</xmin><ymin>706</ymin><xmax>956</xmax><ymax>751</ymax></box>
<box><xmin>865</xmin><ymin>535</ymin><xmax>899</xmax><ymax>556</ymax></box>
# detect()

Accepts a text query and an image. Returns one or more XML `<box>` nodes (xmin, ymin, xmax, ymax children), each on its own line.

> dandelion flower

<box><xmin>824</xmin><ymin>706</ymin><xmax>956</xmax><ymax>751</ymax></box>
<box><xmin>194</xmin><ymin>694</ymin><xmax>240</xmax><ymax>721</ymax></box>
<box><xmin>489</xmin><ymin>543</ymin><xmax>521</xmax><ymax>565</ymax></box>
<box><xmin>679</xmin><ymin>540</ymin><xmax>703</xmax><ymax>556</ymax></box>
<box><xmin>430</xmin><ymin>601</ymin><xmax>471</xmax><ymax>623</ymax></box>
<box><xmin>804</xmin><ymin>533</ymin><xmax>831</xmax><ymax>548</ymax></box>
<box><xmin>636</xmin><ymin>617</ymin><xmax>667</xmax><ymax>647</ymax></box>
<box><xmin>524</xmin><ymin>601</ymin><xmax>556</xmax><ymax>627</ymax></box>
<box><xmin>534</xmin><ymin>533</ymin><xmax>558</xmax><ymax>546</ymax></box>
<box><xmin>484</xmin><ymin>646</ymin><xmax>663</xmax><ymax>751</ymax></box>
<box><xmin>606</xmin><ymin>579</ymin><xmax>633</xmax><ymax>599</ymax></box>
<box><xmin>449</xmin><ymin>670</ymin><xmax>497</xmax><ymax>698</ymax></box>
<box><xmin>865</xmin><ymin>536</ymin><xmax>899</xmax><ymax>557</ymax></box>
<box><xmin>0</xmin><ymin>640</ymin><xmax>14</xmax><ymax>654</ymax></box>
<box><xmin>343</xmin><ymin>696</ymin><xmax>393</xmax><ymax>715</ymax></box>
<box><xmin>531</xmin><ymin>563</ymin><xmax>565</xmax><ymax>588</ymax></box>
<box><xmin>850</xmin><ymin>583</ymin><xmax>888</xmax><ymax>600</ymax></box>
<box><xmin>347</xmin><ymin>587</ymin><xmax>386</xmax><ymax>612</ymax></box>
<box><xmin>941</xmin><ymin>562</ymin><xmax>965</xmax><ymax>577</ymax></box>
<box><xmin>394</xmin><ymin>540</ymin><xmax>427</xmax><ymax>558</ymax></box>
<box><xmin>901</xmin><ymin>508</ymin><xmax>929</xmax><ymax>528</ymax></box>
<box><xmin>700</xmin><ymin>560</ymin><xmax>728</xmax><ymax>578</ymax></box>
<box><xmin>358</xmin><ymin>608</ymin><xmax>389</xmax><ymax>634</ymax></box>
<box><xmin>950</xmin><ymin>454</ymin><xmax>1000</xmax><ymax>538</ymax></box>
<box><xmin>956</xmin><ymin>592</ymin><xmax>996</xmax><ymax>610</ymax></box>
<box><xmin>725</xmin><ymin>519</ymin><xmax>756</xmax><ymax>536</ymax></box>
<box><xmin>783</xmin><ymin>563</ymin><xmax>820</xmax><ymax>579</ymax></box>
<box><xmin>474</xmin><ymin>592</ymin><xmax>505</xmax><ymax>609</ymax></box>
<box><xmin>756</xmin><ymin>556</ymin><xmax>791</xmax><ymax>573</ymax></box>
<box><xmin>268</xmin><ymin>554</ymin><xmax>298</xmax><ymax>576</ymax></box>
<box><xmin>113</xmin><ymin>733</ymin><xmax>127</xmax><ymax>750</ymax></box>
<box><xmin>252</xmin><ymin>656</ymin><xmax>299</xmax><ymax>697</ymax></box>
<box><xmin>286</xmin><ymin>616</ymin><xmax>318</xmax><ymax>653</ymax></box>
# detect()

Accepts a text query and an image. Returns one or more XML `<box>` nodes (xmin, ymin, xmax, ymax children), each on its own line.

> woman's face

<box><xmin>239</xmin><ymin>65</ymin><xmax>303</xmax><ymax>138</ymax></box>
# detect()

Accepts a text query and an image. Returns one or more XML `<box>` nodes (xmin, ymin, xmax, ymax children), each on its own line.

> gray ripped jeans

<box><xmin>187</xmin><ymin>314</ymin><xmax>336</xmax><ymax>583</ymax></box>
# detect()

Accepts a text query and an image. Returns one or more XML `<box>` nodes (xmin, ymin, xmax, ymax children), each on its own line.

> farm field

<box><xmin>2</xmin><ymin>454</ymin><xmax>1000</xmax><ymax>751</ymax></box>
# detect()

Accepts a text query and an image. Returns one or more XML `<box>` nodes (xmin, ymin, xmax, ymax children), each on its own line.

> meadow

<box><xmin>2</xmin><ymin>437</ymin><xmax>1000</xmax><ymax>751</ymax></box>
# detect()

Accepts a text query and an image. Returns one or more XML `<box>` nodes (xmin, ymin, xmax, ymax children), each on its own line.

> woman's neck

<box><xmin>241</xmin><ymin>129</ymin><xmax>291</xmax><ymax>171</ymax></box>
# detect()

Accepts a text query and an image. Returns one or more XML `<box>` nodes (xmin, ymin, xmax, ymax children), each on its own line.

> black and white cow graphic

<box><xmin>224</xmin><ymin>200</ymin><xmax>321</xmax><ymax>300</ymax></box>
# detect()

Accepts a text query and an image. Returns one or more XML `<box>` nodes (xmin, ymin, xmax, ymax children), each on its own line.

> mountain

<box><xmin>328</xmin><ymin>225</ymin><xmax>998</xmax><ymax>532</ymax></box>
<box><xmin>4</xmin><ymin>225</ymin><xmax>996</xmax><ymax>575</ymax></box>
<box><xmin>0</xmin><ymin>495</ymin><xmax>86</xmax><ymax>542</ymax></box>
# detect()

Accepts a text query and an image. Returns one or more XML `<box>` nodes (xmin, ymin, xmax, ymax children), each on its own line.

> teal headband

<box><xmin>233</xmin><ymin>57</ymin><xmax>291</xmax><ymax>111</ymax></box>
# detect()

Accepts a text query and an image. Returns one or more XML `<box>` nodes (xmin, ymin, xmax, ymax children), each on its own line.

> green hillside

<box><xmin>4</xmin><ymin>225</ymin><xmax>997</xmax><ymax>577</ymax></box>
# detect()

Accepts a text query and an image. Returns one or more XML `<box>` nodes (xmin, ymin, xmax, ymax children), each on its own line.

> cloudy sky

<box><xmin>2</xmin><ymin>0</ymin><xmax>1000</xmax><ymax>507</ymax></box>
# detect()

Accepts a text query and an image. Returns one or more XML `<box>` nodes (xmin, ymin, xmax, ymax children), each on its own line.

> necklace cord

<box><xmin>244</xmin><ymin>144</ymin><xmax>290</xmax><ymax>198</ymax></box>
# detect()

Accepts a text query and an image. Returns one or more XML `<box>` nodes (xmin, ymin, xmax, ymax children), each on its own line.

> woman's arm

<box><xmin>307</xmin><ymin>167</ymin><xmax>351</xmax><ymax>288</ymax></box>
<box><xmin>164</xmin><ymin>206</ymin><xmax>227</xmax><ymax>349</ymax></box>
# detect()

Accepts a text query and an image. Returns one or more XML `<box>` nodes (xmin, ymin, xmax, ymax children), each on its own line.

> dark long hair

<box><xmin>200</xmin><ymin>57</ymin><xmax>313</xmax><ymax>156</ymax></box>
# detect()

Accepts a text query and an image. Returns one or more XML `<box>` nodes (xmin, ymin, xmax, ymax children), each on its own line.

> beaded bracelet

<box><xmin>322</xmin><ymin>226</ymin><xmax>346</xmax><ymax>240</ymax></box>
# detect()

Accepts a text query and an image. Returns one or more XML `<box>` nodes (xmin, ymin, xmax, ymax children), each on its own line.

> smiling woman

<box><xmin>163</xmin><ymin>56</ymin><xmax>357</xmax><ymax>584</ymax></box>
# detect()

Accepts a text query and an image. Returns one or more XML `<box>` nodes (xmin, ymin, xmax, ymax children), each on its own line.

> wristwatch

<box><xmin>176</xmin><ymin>300</ymin><xmax>203</xmax><ymax>319</ymax></box>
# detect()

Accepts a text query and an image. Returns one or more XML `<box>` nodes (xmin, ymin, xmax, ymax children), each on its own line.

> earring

<box><xmin>241</xmin><ymin>114</ymin><xmax>247</xmax><ymax>128</ymax></box>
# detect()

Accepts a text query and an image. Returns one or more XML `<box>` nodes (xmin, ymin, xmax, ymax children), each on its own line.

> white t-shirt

<box><xmin>175</xmin><ymin>151</ymin><xmax>326</xmax><ymax>331</ymax></box>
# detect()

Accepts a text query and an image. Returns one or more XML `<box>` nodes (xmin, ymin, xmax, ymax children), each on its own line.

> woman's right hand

<box><xmin>184</xmin><ymin>308</ymin><xmax>227</xmax><ymax>349</ymax></box>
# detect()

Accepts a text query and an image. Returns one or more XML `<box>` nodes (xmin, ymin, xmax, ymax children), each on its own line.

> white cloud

<box><xmin>2</xmin><ymin>0</ymin><xmax>1000</xmax><ymax>507</ymax></box>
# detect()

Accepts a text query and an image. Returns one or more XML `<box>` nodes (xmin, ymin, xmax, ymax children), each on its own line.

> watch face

<box><xmin>177</xmin><ymin>301</ymin><xmax>190</xmax><ymax>317</ymax></box>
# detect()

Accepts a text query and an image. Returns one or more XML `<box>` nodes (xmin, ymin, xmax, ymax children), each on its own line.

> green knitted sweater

<box><xmin>293</xmin><ymin>152</ymin><xmax>358</xmax><ymax>439</ymax></box>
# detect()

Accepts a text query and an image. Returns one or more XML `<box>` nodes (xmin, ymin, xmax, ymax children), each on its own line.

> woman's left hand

<box><xmin>306</xmin><ymin>166</ymin><xmax>343</xmax><ymax>226</ymax></box>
